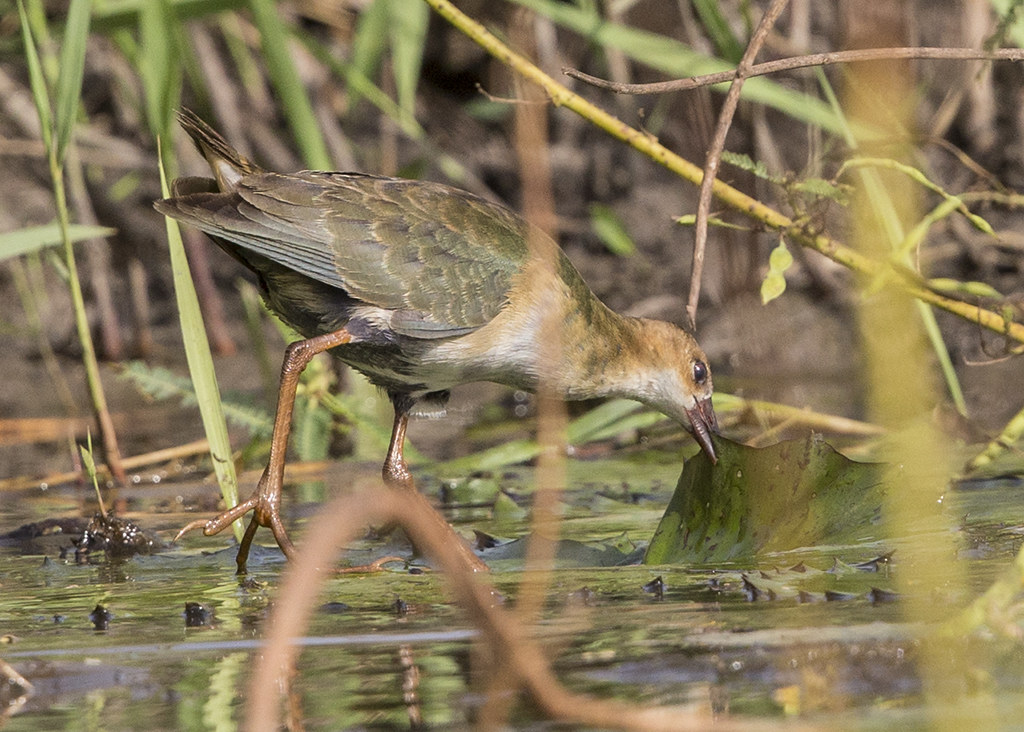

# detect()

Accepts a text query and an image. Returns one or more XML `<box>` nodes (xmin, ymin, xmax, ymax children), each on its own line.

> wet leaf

<box><xmin>491</xmin><ymin>492</ymin><xmax>527</xmax><ymax>522</ymax></box>
<box><xmin>644</xmin><ymin>435</ymin><xmax>885</xmax><ymax>565</ymax></box>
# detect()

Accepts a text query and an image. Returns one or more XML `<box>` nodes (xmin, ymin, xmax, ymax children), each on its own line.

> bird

<box><xmin>155</xmin><ymin>110</ymin><xmax>718</xmax><ymax>573</ymax></box>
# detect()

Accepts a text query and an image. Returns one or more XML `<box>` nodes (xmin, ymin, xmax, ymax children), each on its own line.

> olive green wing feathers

<box><xmin>156</xmin><ymin>173</ymin><xmax>531</xmax><ymax>338</ymax></box>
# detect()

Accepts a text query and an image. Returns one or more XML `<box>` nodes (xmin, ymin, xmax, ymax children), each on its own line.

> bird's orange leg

<box><xmin>382</xmin><ymin>410</ymin><xmax>414</xmax><ymax>489</ymax></box>
<box><xmin>380</xmin><ymin>407</ymin><xmax>490</xmax><ymax>573</ymax></box>
<box><xmin>175</xmin><ymin>328</ymin><xmax>353</xmax><ymax>573</ymax></box>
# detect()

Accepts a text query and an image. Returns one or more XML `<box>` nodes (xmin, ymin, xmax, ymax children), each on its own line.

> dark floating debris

<box><xmin>1</xmin><ymin>518</ymin><xmax>88</xmax><ymax>556</ymax></box>
<box><xmin>867</xmin><ymin>587</ymin><xmax>899</xmax><ymax>604</ymax></box>
<box><xmin>89</xmin><ymin>604</ymin><xmax>113</xmax><ymax>631</ymax></box>
<box><xmin>742</xmin><ymin>575</ymin><xmax>776</xmax><ymax>602</ymax></box>
<box><xmin>642</xmin><ymin>576</ymin><xmax>666</xmax><ymax>600</ymax></box>
<box><xmin>567</xmin><ymin>586</ymin><xmax>598</xmax><ymax>606</ymax></box>
<box><xmin>824</xmin><ymin>590</ymin><xmax>858</xmax><ymax>602</ymax></box>
<box><xmin>853</xmin><ymin>553</ymin><xmax>895</xmax><ymax>572</ymax></box>
<box><xmin>75</xmin><ymin>513</ymin><xmax>162</xmax><ymax>563</ymax></box>
<box><xmin>472</xmin><ymin>530</ymin><xmax>502</xmax><ymax>551</ymax></box>
<box><xmin>184</xmin><ymin>602</ymin><xmax>216</xmax><ymax>627</ymax></box>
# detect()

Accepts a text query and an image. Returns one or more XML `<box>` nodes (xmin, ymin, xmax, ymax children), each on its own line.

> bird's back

<box><xmin>155</xmin><ymin>112</ymin><xmax>532</xmax><ymax>341</ymax></box>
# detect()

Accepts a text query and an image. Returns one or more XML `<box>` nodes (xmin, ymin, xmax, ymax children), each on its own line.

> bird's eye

<box><xmin>692</xmin><ymin>360</ymin><xmax>708</xmax><ymax>385</ymax></box>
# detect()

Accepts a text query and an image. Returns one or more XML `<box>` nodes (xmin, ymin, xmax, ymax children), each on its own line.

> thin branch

<box><xmin>565</xmin><ymin>46</ymin><xmax>1024</xmax><ymax>95</ymax></box>
<box><xmin>688</xmin><ymin>0</ymin><xmax>790</xmax><ymax>329</ymax></box>
<box><xmin>422</xmin><ymin>0</ymin><xmax>1024</xmax><ymax>345</ymax></box>
<box><xmin>248</xmin><ymin>483</ymin><xmax>788</xmax><ymax>732</ymax></box>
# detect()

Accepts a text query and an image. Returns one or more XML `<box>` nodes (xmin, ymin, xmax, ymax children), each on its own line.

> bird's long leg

<box><xmin>175</xmin><ymin>328</ymin><xmax>353</xmax><ymax>573</ymax></box>
<box><xmin>379</xmin><ymin>402</ymin><xmax>490</xmax><ymax>573</ymax></box>
<box><xmin>382</xmin><ymin>409</ymin><xmax>414</xmax><ymax>489</ymax></box>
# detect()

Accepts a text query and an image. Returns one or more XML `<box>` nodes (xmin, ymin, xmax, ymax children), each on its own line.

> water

<box><xmin>1</xmin><ymin>457</ymin><xmax>1022</xmax><ymax>730</ymax></box>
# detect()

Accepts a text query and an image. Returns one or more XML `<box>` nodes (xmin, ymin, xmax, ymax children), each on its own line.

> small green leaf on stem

<box><xmin>761</xmin><ymin>239</ymin><xmax>793</xmax><ymax>304</ymax></box>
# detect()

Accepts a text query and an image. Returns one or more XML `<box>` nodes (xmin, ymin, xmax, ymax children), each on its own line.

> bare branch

<box><xmin>688</xmin><ymin>0</ymin><xmax>791</xmax><ymax>329</ymax></box>
<box><xmin>565</xmin><ymin>47</ymin><xmax>1024</xmax><ymax>95</ymax></box>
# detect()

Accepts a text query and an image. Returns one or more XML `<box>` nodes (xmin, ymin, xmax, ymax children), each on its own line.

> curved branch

<box><xmin>565</xmin><ymin>47</ymin><xmax>1024</xmax><ymax>95</ymax></box>
<box><xmin>423</xmin><ymin>0</ymin><xmax>1024</xmax><ymax>345</ymax></box>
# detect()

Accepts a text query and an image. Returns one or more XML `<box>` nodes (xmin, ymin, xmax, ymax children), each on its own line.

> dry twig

<box><xmin>248</xmin><ymin>483</ymin><xmax>788</xmax><ymax>731</ymax></box>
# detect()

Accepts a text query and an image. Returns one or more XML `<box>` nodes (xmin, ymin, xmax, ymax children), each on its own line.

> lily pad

<box><xmin>644</xmin><ymin>435</ymin><xmax>885</xmax><ymax>564</ymax></box>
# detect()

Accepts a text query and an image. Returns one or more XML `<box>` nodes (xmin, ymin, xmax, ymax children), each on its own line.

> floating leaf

<box><xmin>644</xmin><ymin>435</ymin><xmax>885</xmax><ymax>565</ymax></box>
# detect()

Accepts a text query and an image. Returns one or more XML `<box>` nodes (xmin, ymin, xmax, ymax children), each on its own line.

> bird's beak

<box><xmin>685</xmin><ymin>396</ymin><xmax>719</xmax><ymax>464</ymax></box>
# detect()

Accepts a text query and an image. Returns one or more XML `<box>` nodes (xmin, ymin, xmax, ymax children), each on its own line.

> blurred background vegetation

<box><xmin>3</xmin><ymin>1</ymin><xmax>1024</xmax><ymax>727</ymax></box>
<box><xmin>1</xmin><ymin>0</ymin><xmax>1022</xmax><ymax>490</ymax></box>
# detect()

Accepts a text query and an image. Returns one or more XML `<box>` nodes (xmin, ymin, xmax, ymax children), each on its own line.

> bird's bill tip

<box><xmin>685</xmin><ymin>396</ymin><xmax>719</xmax><ymax>464</ymax></box>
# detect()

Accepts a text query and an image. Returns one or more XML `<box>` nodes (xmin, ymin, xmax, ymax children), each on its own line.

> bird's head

<box><xmin>628</xmin><ymin>319</ymin><xmax>719</xmax><ymax>463</ymax></box>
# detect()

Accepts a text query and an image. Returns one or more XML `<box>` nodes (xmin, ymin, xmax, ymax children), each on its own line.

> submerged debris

<box><xmin>183</xmin><ymin>602</ymin><xmax>215</xmax><ymax>628</ymax></box>
<box><xmin>89</xmin><ymin>605</ymin><xmax>113</xmax><ymax>631</ymax></box>
<box><xmin>75</xmin><ymin>513</ymin><xmax>162</xmax><ymax>563</ymax></box>
<box><xmin>642</xmin><ymin>575</ymin><xmax>666</xmax><ymax>600</ymax></box>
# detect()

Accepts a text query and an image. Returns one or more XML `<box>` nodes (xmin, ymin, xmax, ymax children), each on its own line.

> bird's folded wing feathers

<box><xmin>157</xmin><ymin>172</ymin><xmax>532</xmax><ymax>335</ymax></box>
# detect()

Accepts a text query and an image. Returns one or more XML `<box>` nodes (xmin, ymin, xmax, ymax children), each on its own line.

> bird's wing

<box><xmin>158</xmin><ymin>172</ymin><xmax>531</xmax><ymax>338</ymax></box>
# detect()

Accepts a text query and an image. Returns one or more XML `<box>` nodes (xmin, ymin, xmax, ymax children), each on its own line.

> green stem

<box><xmin>422</xmin><ymin>0</ymin><xmax>1024</xmax><ymax>346</ymax></box>
<box><xmin>49</xmin><ymin>150</ymin><xmax>125</xmax><ymax>483</ymax></box>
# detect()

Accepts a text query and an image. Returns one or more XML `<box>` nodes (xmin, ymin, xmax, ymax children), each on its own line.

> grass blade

<box><xmin>17</xmin><ymin>0</ymin><xmax>53</xmax><ymax>153</ymax></box>
<box><xmin>158</xmin><ymin>139</ymin><xmax>243</xmax><ymax>542</ymax></box>
<box><xmin>349</xmin><ymin>0</ymin><xmax>390</xmax><ymax>110</ymax></box>
<box><xmin>54</xmin><ymin>0</ymin><xmax>92</xmax><ymax>163</ymax></box>
<box><xmin>0</xmin><ymin>223</ymin><xmax>116</xmax><ymax>261</ymax></box>
<box><xmin>138</xmin><ymin>0</ymin><xmax>179</xmax><ymax>136</ymax></box>
<box><xmin>388</xmin><ymin>0</ymin><xmax>429</xmax><ymax>120</ymax></box>
<box><xmin>247</xmin><ymin>0</ymin><xmax>331</xmax><ymax>168</ymax></box>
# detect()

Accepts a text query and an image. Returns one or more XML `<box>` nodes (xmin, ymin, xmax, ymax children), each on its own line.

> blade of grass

<box><xmin>389</xmin><ymin>0</ymin><xmax>429</xmax><ymax>122</ymax></box>
<box><xmin>247</xmin><ymin>0</ymin><xmax>331</xmax><ymax>169</ymax></box>
<box><xmin>158</xmin><ymin>140</ymin><xmax>243</xmax><ymax>542</ymax></box>
<box><xmin>53</xmin><ymin>0</ymin><xmax>91</xmax><ymax>163</ymax></box>
<box><xmin>138</xmin><ymin>0</ymin><xmax>179</xmax><ymax>137</ymax></box>
<box><xmin>691</xmin><ymin>0</ymin><xmax>744</xmax><ymax>62</ymax></box>
<box><xmin>0</xmin><ymin>223</ymin><xmax>116</xmax><ymax>260</ymax></box>
<box><xmin>18</xmin><ymin>0</ymin><xmax>125</xmax><ymax>483</ymax></box>
<box><xmin>17</xmin><ymin>0</ymin><xmax>52</xmax><ymax>153</ymax></box>
<box><xmin>349</xmin><ymin>0</ymin><xmax>390</xmax><ymax>111</ymax></box>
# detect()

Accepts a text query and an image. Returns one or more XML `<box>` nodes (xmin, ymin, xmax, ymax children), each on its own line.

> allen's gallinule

<box><xmin>156</xmin><ymin>110</ymin><xmax>718</xmax><ymax>572</ymax></box>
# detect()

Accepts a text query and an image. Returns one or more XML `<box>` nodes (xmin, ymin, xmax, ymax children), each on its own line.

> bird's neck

<box><xmin>532</xmin><ymin>259</ymin><xmax>652</xmax><ymax>401</ymax></box>
<box><xmin>557</xmin><ymin>309</ymin><xmax>651</xmax><ymax>401</ymax></box>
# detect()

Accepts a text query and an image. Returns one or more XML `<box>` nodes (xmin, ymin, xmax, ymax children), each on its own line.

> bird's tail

<box><xmin>177</xmin><ymin>108</ymin><xmax>262</xmax><ymax>191</ymax></box>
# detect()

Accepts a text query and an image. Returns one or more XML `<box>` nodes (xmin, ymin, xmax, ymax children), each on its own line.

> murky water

<box><xmin>1</xmin><ymin>457</ymin><xmax>1023</xmax><ymax>730</ymax></box>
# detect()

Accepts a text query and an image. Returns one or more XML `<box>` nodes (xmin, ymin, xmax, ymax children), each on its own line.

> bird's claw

<box><xmin>172</xmin><ymin>487</ymin><xmax>295</xmax><ymax>574</ymax></box>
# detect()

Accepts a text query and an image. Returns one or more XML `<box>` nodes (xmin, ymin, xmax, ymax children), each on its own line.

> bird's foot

<box><xmin>334</xmin><ymin>556</ymin><xmax>409</xmax><ymax>574</ymax></box>
<box><xmin>174</xmin><ymin>472</ymin><xmax>296</xmax><ymax>574</ymax></box>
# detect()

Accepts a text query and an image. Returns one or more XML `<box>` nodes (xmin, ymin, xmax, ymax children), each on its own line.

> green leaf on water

<box><xmin>643</xmin><ymin>435</ymin><xmax>885</xmax><ymax>565</ymax></box>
